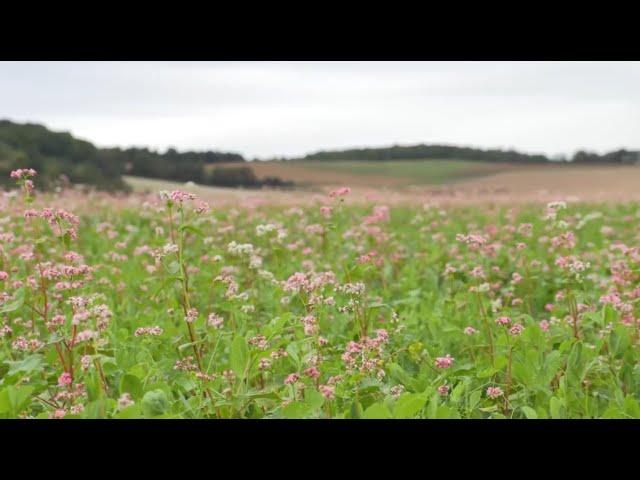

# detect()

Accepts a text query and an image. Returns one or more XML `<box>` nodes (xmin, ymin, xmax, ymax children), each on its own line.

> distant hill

<box><xmin>297</xmin><ymin>144</ymin><xmax>640</xmax><ymax>165</ymax></box>
<box><xmin>0</xmin><ymin>120</ymin><xmax>128</xmax><ymax>191</ymax></box>
<box><xmin>0</xmin><ymin>120</ymin><xmax>280</xmax><ymax>191</ymax></box>
<box><xmin>1</xmin><ymin>119</ymin><xmax>638</xmax><ymax>192</ymax></box>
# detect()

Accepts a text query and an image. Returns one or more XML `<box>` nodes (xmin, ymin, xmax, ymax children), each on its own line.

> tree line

<box><xmin>0</xmin><ymin>120</ymin><xmax>293</xmax><ymax>191</ymax></box>
<box><xmin>298</xmin><ymin>144</ymin><xmax>640</xmax><ymax>164</ymax></box>
<box><xmin>1</xmin><ymin>120</ymin><xmax>638</xmax><ymax>192</ymax></box>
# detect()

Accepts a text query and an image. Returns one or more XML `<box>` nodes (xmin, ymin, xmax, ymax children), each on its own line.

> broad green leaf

<box><xmin>230</xmin><ymin>336</ymin><xmax>249</xmax><ymax>380</ymax></box>
<box><xmin>394</xmin><ymin>393</ymin><xmax>427</xmax><ymax>419</ymax></box>
<box><xmin>623</xmin><ymin>396</ymin><xmax>640</xmax><ymax>418</ymax></box>
<box><xmin>6</xmin><ymin>354</ymin><xmax>43</xmax><ymax>376</ymax></box>
<box><xmin>363</xmin><ymin>402</ymin><xmax>392</xmax><ymax>419</ymax></box>
<box><xmin>281</xmin><ymin>401</ymin><xmax>312</xmax><ymax>418</ymax></box>
<box><xmin>0</xmin><ymin>288</ymin><xmax>25</xmax><ymax>314</ymax></box>
<box><xmin>304</xmin><ymin>388</ymin><xmax>325</xmax><ymax>410</ymax></box>
<box><xmin>141</xmin><ymin>389</ymin><xmax>170</xmax><ymax>417</ymax></box>
<box><xmin>119</xmin><ymin>374</ymin><xmax>143</xmax><ymax>399</ymax></box>
<box><xmin>549</xmin><ymin>396</ymin><xmax>563</xmax><ymax>419</ymax></box>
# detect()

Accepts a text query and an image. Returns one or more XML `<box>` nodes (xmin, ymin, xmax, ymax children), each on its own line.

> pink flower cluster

<box><xmin>341</xmin><ymin>329</ymin><xmax>389</xmax><ymax>376</ymax></box>
<box><xmin>434</xmin><ymin>354</ymin><xmax>454</xmax><ymax>369</ymax></box>
<box><xmin>134</xmin><ymin>326</ymin><xmax>163</xmax><ymax>336</ymax></box>
<box><xmin>10</xmin><ymin>168</ymin><xmax>37</xmax><ymax>179</ymax></box>
<box><xmin>329</xmin><ymin>187</ymin><xmax>351</xmax><ymax>198</ymax></box>
<box><xmin>362</xmin><ymin>205</ymin><xmax>390</xmax><ymax>225</ymax></box>
<box><xmin>170</xmin><ymin>190</ymin><xmax>196</xmax><ymax>203</ymax></box>
<box><xmin>486</xmin><ymin>386</ymin><xmax>504</xmax><ymax>399</ymax></box>
<box><xmin>207</xmin><ymin>313</ymin><xmax>224</xmax><ymax>329</ymax></box>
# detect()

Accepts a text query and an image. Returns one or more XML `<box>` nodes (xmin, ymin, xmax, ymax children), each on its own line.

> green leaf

<box><xmin>468</xmin><ymin>390</ymin><xmax>482</xmax><ymax>411</ymax></box>
<box><xmin>493</xmin><ymin>355</ymin><xmax>508</xmax><ymax>370</ymax></box>
<box><xmin>141</xmin><ymin>389</ymin><xmax>170</xmax><ymax>417</ymax></box>
<box><xmin>230</xmin><ymin>336</ymin><xmax>249</xmax><ymax>380</ymax></box>
<box><xmin>281</xmin><ymin>401</ymin><xmax>312</xmax><ymax>418</ymax></box>
<box><xmin>435</xmin><ymin>405</ymin><xmax>460</xmax><ymax>419</ymax></box>
<box><xmin>601</xmin><ymin>405</ymin><xmax>622</xmax><ymax>419</ymax></box>
<box><xmin>394</xmin><ymin>393</ymin><xmax>427</xmax><ymax>419</ymax></box>
<box><xmin>114</xmin><ymin>404</ymin><xmax>143</xmax><ymax>419</ymax></box>
<box><xmin>0</xmin><ymin>386</ymin><xmax>34</xmax><ymax>416</ymax></box>
<box><xmin>6</xmin><ymin>354</ymin><xmax>43</xmax><ymax>376</ymax></box>
<box><xmin>119</xmin><ymin>374</ymin><xmax>143</xmax><ymax>400</ymax></box>
<box><xmin>363</xmin><ymin>402</ymin><xmax>392</xmax><ymax>419</ymax></box>
<box><xmin>349</xmin><ymin>400</ymin><xmax>363</xmax><ymax>419</ymax></box>
<box><xmin>0</xmin><ymin>288</ymin><xmax>25</xmax><ymax>314</ymax></box>
<box><xmin>180</xmin><ymin>224</ymin><xmax>204</xmax><ymax>237</ymax></box>
<box><xmin>623</xmin><ymin>396</ymin><xmax>640</xmax><ymax>418</ymax></box>
<box><xmin>609</xmin><ymin>326</ymin><xmax>630</xmax><ymax>358</ymax></box>
<box><xmin>304</xmin><ymin>388</ymin><xmax>325</xmax><ymax>410</ymax></box>
<box><xmin>521</xmin><ymin>406</ymin><xmax>538</xmax><ymax>419</ymax></box>
<box><xmin>285</xmin><ymin>343</ymin><xmax>301</xmax><ymax>369</ymax></box>
<box><xmin>62</xmin><ymin>231</ymin><xmax>72</xmax><ymax>249</ymax></box>
<box><xmin>388</xmin><ymin>362</ymin><xmax>412</xmax><ymax>386</ymax></box>
<box><xmin>549</xmin><ymin>397</ymin><xmax>563</xmax><ymax>419</ymax></box>
<box><xmin>477</xmin><ymin>367</ymin><xmax>498</xmax><ymax>379</ymax></box>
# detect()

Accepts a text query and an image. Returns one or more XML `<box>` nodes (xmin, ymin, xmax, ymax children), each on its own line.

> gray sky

<box><xmin>1</xmin><ymin>61</ymin><xmax>638</xmax><ymax>159</ymax></box>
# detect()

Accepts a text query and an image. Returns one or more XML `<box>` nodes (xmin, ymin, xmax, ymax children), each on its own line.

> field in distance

<box><xmin>131</xmin><ymin>161</ymin><xmax>640</xmax><ymax>205</ymax></box>
<box><xmin>209</xmin><ymin>159</ymin><xmax>518</xmax><ymax>187</ymax></box>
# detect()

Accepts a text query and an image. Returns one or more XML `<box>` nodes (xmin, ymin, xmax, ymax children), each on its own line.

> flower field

<box><xmin>2</xmin><ymin>168</ymin><xmax>640</xmax><ymax>419</ymax></box>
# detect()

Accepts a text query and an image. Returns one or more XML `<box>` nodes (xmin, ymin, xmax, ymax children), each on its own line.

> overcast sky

<box><xmin>1</xmin><ymin>61</ymin><xmax>638</xmax><ymax>159</ymax></box>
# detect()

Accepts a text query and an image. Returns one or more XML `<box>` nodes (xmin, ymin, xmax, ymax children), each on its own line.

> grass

<box><xmin>288</xmin><ymin>159</ymin><xmax>507</xmax><ymax>184</ymax></box>
<box><xmin>206</xmin><ymin>159</ymin><xmax>516</xmax><ymax>188</ymax></box>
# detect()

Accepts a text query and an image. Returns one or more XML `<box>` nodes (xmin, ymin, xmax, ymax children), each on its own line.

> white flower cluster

<box><xmin>227</xmin><ymin>241</ymin><xmax>254</xmax><ymax>257</ymax></box>
<box><xmin>256</xmin><ymin>224</ymin><xmax>277</xmax><ymax>236</ymax></box>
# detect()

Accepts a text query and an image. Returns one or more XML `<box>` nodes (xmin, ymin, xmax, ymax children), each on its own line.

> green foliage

<box><xmin>2</xmin><ymin>176</ymin><xmax>640</xmax><ymax>419</ymax></box>
<box><xmin>0</xmin><ymin>120</ymin><xmax>292</xmax><ymax>192</ymax></box>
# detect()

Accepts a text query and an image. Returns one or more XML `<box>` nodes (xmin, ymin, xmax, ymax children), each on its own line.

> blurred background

<box><xmin>1</xmin><ymin>61</ymin><xmax>639</xmax><ymax>202</ymax></box>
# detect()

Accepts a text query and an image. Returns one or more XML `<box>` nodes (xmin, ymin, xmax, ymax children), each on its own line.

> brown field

<box><xmin>209</xmin><ymin>160</ymin><xmax>522</xmax><ymax>188</ymax></box>
<box><xmin>126</xmin><ymin>162</ymin><xmax>640</xmax><ymax>208</ymax></box>
<box><xmin>461</xmin><ymin>164</ymin><xmax>640</xmax><ymax>201</ymax></box>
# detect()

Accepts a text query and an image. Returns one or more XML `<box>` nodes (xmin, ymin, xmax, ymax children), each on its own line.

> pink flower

<box><xmin>304</xmin><ymin>367</ymin><xmax>320</xmax><ymax>379</ymax></box>
<box><xmin>194</xmin><ymin>200</ymin><xmax>210</xmax><ymax>214</ymax></box>
<box><xmin>329</xmin><ymin>187</ymin><xmax>351</xmax><ymax>198</ymax></box>
<box><xmin>438</xmin><ymin>384</ymin><xmax>449</xmax><ymax>396</ymax></box>
<box><xmin>134</xmin><ymin>326</ymin><xmax>163</xmax><ymax>336</ymax></box>
<box><xmin>509</xmin><ymin>323</ymin><xmax>524</xmax><ymax>336</ymax></box>
<box><xmin>434</xmin><ymin>354</ymin><xmax>454</xmax><ymax>369</ymax></box>
<box><xmin>170</xmin><ymin>190</ymin><xmax>196</xmax><ymax>203</ymax></box>
<box><xmin>464</xmin><ymin>326</ymin><xmax>478</xmax><ymax>335</ymax></box>
<box><xmin>185</xmin><ymin>308</ymin><xmax>198</xmax><ymax>323</ymax></box>
<box><xmin>118</xmin><ymin>393</ymin><xmax>135</xmax><ymax>410</ymax></box>
<box><xmin>0</xmin><ymin>271</ymin><xmax>8</xmax><ymax>281</ymax></box>
<box><xmin>51</xmin><ymin>408</ymin><xmax>67</xmax><ymax>419</ymax></box>
<box><xmin>207</xmin><ymin>313</ymin><xmax>224</xmax><ymax>329</ymax></box>
<box><xmin>320</xmin><ymin>206</ymin><xmax>333</xmax><ymax>218</ymax></box>
<box><xmin>10</xmin><ymin>168</ymin><xmax>37</xmax><ymax>179</ymax></box>
<box><xmin>284</xmin><ymin>373</ymin><xmax>300</xmax><ymax>385</ymax></box>
<box><xmin>486</xmin><ymin>386</ymin><xmax>504</xmax><ymax>399</ymax></box>
<box><xmin>539</xmin><ymin>320</ymin><xmax>550</xmax><ymax>332</ymax></box>
<box><xmin>58</xmin><ymin>372</ymin><xmax>73</xmax><ymax>387</ymax></box>
<box><xmin>495</xmin><ymin>316</ymin><xmax>511</xmax><ymax>326</ymax></box>
<box><xmin>319</xmin><ymin>384</ymin><xmax>335</xmax><ymax>400</ymax></box>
